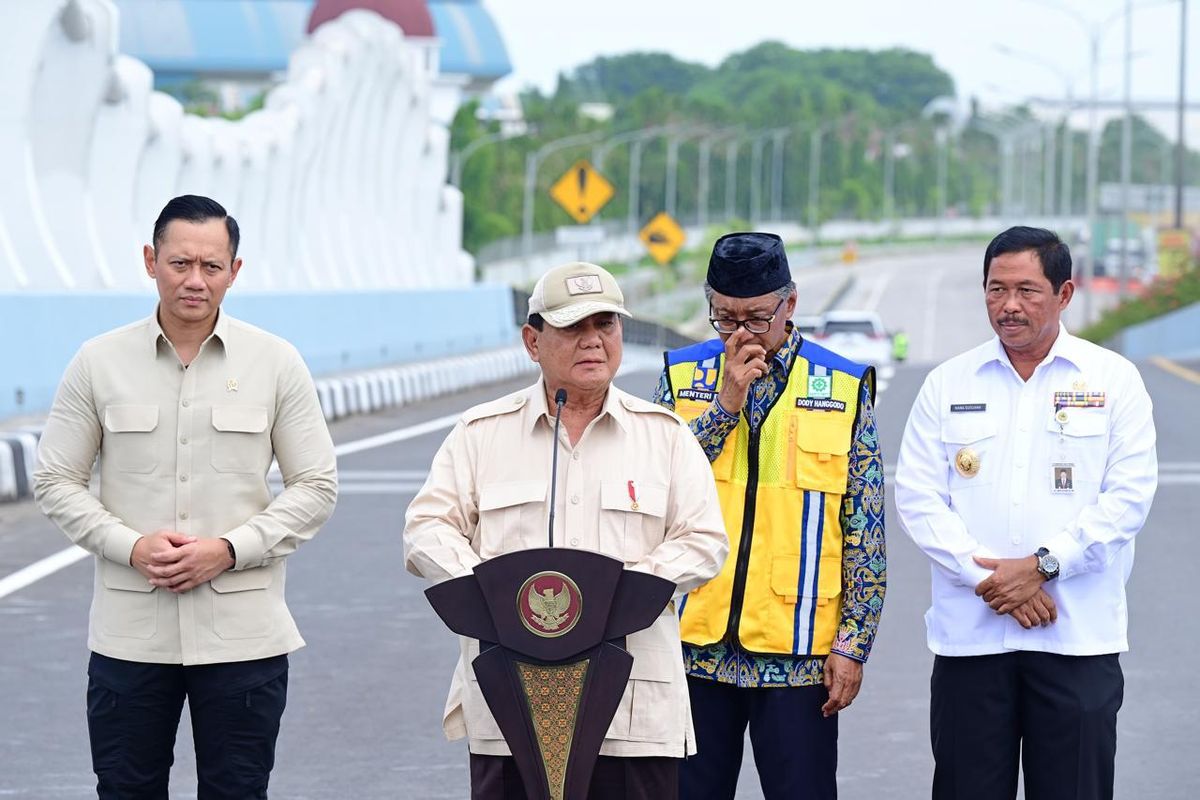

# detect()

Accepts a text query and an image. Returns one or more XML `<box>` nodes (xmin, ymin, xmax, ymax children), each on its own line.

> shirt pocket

<box><xmin>599</xmin><ymin>480</ymin><xmax>668</xmax><ymax>563</ymax></box>
<box><xmin>100</xmin><ymin>561</ymin><xmax>158</xmax><ymax>639</ymax></box>
<box><xmin>1046</xmin><ymin>410</ymin><xmax>1109</xmax><ymax>485</ymax></box>
<box><xmin>940</xmin><ymin>415</ymin><xmax>998</xmax><ymax>488</ymax></box>
<box><xmin>210</xmin><ymin>406</ymin><xmax>270</xmax><ymax>474</ymax></box>
<box><xmin>210</xmin><ymin>567</ymin><xmax>274</xmax><ymax>639</ymax></box>
<box><xmin>791</xmin><ymin>415</ymin><xmax>850</xmax><ymax>494</ymax></box>
<box><xmin>102</xmin><ymin>405</ymin><xmax>160</xmax><ymax>474</ymax></box>
<box><xmin>477</xmin><ymin>480</ymin><xmax>546</xmax><ymax>556</ymax></box>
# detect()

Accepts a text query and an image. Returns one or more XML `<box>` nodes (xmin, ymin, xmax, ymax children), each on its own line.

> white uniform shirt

<box><xmin>895</xmin><ymin>326</ymin><xmax>1156</xmax><ymax>657</ymax></box>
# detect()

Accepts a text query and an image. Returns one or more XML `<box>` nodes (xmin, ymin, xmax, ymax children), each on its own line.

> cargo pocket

<box><xmin>599</xmin><ymin>480</ymin><xmax>667</xmax><ymax>562</ymax></box>
<box><xmin>211</xmin><ymin>406</ymin><xmax>270</xmax><ymax>473</ymax></box>
<box><xmin>624</xmin><ymin>640</ymin><xmax>678</xmax><ymax>743</ymax></box>
<box><xmin>792</xmin><ymin>415</ymin><xmax>851</xmax><ymax>494</ymax></box>
<box><xmin>102</xmin><ymin>405</ymin><xmax>160</xmax><ymax>474</ymax></box>
<box><xmin>477</xmin><ymin>480</ymin><xmax>546</xmax><ymax>556</ymax></box>
<box><xmin>211</xmin><ymin>567</ymin><xmax>273</xmax><ymax>639</ymax></box>
<box><xmin>770</xmin><ymin>555</ymin><xmax>841</xmax><ymax>606</ymax></box>
<box><xmin>100</xmin><ymin>562</ymin><xmax>157</xmax><ymax>639</ymax></box>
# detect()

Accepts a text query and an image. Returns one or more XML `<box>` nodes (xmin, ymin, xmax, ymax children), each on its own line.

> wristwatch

<box><xmin>1034</xmin><ymin>547</ymin><xmax>1060</xmax><ymax>580</ymax></box>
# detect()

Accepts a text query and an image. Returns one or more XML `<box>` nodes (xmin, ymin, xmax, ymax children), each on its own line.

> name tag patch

<box><xmin>678</xmin><ymin>388</ymin><xmax>716</xmax><ymax>402</ymax></box>
<box><xmin>950</xmin><ymin>403</ymin><xmax>987</xmax><ymax>413</ymax></box>
<box><xmin>796</xmin><ymin>397</ymin><xmax>847</xmax><ymax>412</ymax></box>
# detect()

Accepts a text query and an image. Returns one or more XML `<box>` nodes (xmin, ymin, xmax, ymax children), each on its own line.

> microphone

<box><xmin>547</xmin><ymin>389</ymin><xmax>567</xmax><ymax>547</ymax></box>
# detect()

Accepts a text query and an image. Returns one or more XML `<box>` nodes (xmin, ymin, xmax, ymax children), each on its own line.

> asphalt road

<box><xmin>1</xmin><ymin>249</ymin><xmax>1197</xmax><ymax>798</ymax></box>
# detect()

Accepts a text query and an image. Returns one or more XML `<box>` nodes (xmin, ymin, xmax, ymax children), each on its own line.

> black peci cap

<box><xmin>706</xmin><ymin>232</ymin><xmax>791</xmax><ymax>298</ymax></box>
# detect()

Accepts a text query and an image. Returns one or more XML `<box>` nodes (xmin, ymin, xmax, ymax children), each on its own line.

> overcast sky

<box><xmin>484</xmin><ymin>0</ymin><xmax>1199</xmax><ymax>143</ymax></box>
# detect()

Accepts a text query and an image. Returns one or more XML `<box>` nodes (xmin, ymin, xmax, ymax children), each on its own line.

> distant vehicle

<box><xmin>794</xmin><ymin>315</ymin><xmax>824</xmax><ymax>337</ymax></box>
<box><xmin>817</xmin><ymin>310</ymin><xmax>894</xmax><ymax>375</ymax></box>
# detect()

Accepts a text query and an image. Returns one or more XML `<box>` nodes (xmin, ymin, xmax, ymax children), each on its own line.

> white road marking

<box><xmin>0</xmin><ymin>413</ymin><xmax>463</xmax><ymax>601</ymax></box>
<box><xmin>862</xmin><ymin>273</ymin><xmax>894</xmax><ymax>312</ymax></box>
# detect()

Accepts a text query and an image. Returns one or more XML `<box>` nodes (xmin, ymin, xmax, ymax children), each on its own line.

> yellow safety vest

<box><xmin>665</xmin><ymin>337</ymin><xmax>873</xmax><ymax>656</ymax></box>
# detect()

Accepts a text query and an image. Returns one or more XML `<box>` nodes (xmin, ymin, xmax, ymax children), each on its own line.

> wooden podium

<box><xmin>426</xmin><ymin>548</ymin><xmax>675</xmax><ymax>800</ymax></box>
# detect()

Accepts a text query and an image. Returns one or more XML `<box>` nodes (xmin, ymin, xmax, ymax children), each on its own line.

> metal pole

<box><xmin>1175</xmin><ymin>0</ymin><xmax>1189</xmax><ymax>228</ymax></box>
<box><xmin>698</xmin><ymin>138</ymin><xmax>712</xmax><ymax>230</ymax></box>
<box><xmin>522</xmin><ymin>151</ymin><xmax>537</xmax><ymax>275</ymax></box>
<box><xmin>1084</xmin><ymin>32</ymin><xmax>1100</xmax><ymax>324</ymax></box>
<box><xmin>936</xmin><ymin>128</ymin><xmax>948</xmax><ymax>239</ymax></box>
<box><xmin>628</xmin><ymin>139</ymin><xmax>642</xmax><ymax>236</ymax></box>
<box><xmin>666</xmin><ymin>135</ymin><xmax>681</xmax><ymax>219</ymax></box>
<box><xmin>1119</xmin><ymin>0</ymin><xmax>1133</xmax><ymax>300</ymax></box>
<box><xmin>771</xmin><ymin>129</ymin><xmax>787</xmax><ymax>221</ymax></box>
<box><xmin>725</xmin><ymin>140</ymin><xmax>738</xmax><ymax>223</ymax></box>
<box><xmin>750</xmin><ymin>136</ymin><xmax>764</xmax><ymax>224</ymax></box>
<box><xmin>883</xmin><ymin>131</ymin><xmax>895</xmax><ymax>224</ymax></box>
<box><xmin>1044</xmin><ymin>123</ymin><xmax>1056</xmax><ymax>218</ymax></box>
<box><xmin>1061</xmin><ymin>95</ymin><xmax>1074</xmax><ymax>216</ymax></box>
<box><xmin>808</xmin><ymin>128</ymin><xmax>822</xmax><ymax>252</ymax></box>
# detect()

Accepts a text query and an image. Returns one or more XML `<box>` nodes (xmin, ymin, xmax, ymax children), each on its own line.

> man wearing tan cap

<box><xmin>405</xmin><ymin>261</ymin><xmax>729</xmax><ymax>799</ymax></box>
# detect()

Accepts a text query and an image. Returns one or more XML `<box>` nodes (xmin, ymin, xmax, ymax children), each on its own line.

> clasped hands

<box><xmin>130</xmin><ymin>530</ymin><xmax>235</xmax><ymax>594</ymax></box>
<box><xmin>972</xmin><ymin>555</ymin><xmax>1057</xmax><ymax>629</ymax></box>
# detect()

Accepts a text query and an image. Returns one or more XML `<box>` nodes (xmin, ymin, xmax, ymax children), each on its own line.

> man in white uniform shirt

<box><xmin>895</xmin><ymin>226</ymin><xmax>1157</xmax><ymax>800</ymax></box>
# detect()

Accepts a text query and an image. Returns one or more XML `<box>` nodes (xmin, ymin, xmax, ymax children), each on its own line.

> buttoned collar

<box><xmin>977</xmin><ymin>323</ymin><xmax>1083</xmax><ymax>376</ymax></box>
<box><xmin>147</xmin><ymin>308</ymin><xmax>231</xmax><ymax>358</ymax></box>
<box><xmin>524</xmin><ymin>378</ymin><xmax>628</xmax><ymax>435</ymax></box>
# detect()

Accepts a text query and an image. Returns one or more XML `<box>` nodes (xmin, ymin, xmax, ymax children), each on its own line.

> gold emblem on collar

<box><xmin>954</xmin><ymin>447</ymin><xmax>981</xmax><ymax>478</ymax></box>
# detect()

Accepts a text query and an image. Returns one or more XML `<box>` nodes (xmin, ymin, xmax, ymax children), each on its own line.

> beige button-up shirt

<box><xmin>404</xmin><ymin>380</ymin><xmax>728</xmax><ymax>758</ymax></box>
<box><xmin>34</xmin><ymin>311</ymin><xmax>338</xmax><ymax>666</ymax></box>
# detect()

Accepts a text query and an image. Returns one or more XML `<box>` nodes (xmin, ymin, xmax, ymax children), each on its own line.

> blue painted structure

<box><xmin>1111</xmin><ymin>301</ymin><xmax>1200</xmax><ymax>361</ymax></box>
<box><xmin>0</xmin><ymin>286</ymin><xmax>517</xmax><ymax>420</ymax></box>
<box><xmin>113</xmin><ymin>0</ymin><xmax>511</xmax><ymax>84</ymax></box>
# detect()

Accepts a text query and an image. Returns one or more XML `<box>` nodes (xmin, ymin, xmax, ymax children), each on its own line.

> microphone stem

<box><xmin>547</xmin><ymin>397</ymin><xmax>565</xmax><ymax>547</ymax></box>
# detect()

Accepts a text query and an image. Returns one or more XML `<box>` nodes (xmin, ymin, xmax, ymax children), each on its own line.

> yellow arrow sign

<box><xmin>639</xmin><ymin>212</ymin><xmax>686</xmax><ymax>265</ymax></box>
<box><xmin>549</xmin><ymin>160</ymin><xmax>615</xmax><ymax>224</ymax></box>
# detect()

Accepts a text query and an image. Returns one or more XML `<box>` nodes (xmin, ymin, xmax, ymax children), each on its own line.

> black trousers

<box><xmin>680</xmin><ymin>677</ymin><xmax>838</xmax><ymax>800</ymax></box>
<box><xmin>930</xmin><ymin>652</ymin><xmax>1123</xmax><ymax>800</ymax></box>
<box><xmin>469</xmin><ymin>753</ymin><xmax>679</xmax><ymax>800</ymax></box>
<box><xmin>86</xmin><ymin>652</ymin><xmax>289</xmax><ymax>800</ymax></box>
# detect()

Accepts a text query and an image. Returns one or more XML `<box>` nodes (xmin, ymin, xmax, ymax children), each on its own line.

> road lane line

<box><xmin>862</xmin><ymin>273</ymin><xmax>894</xmax><ymax>312</ymax></box>
<box><xmin>1151</xmin><ymin>356</ymin><xmax>1200</xmax><ymax>386</ymax></box>
<box><xmin>0</xmin><ymin>412</ymin><xmax>463</xmax><ymax>601</ymax></box>
<box><xmin>0</xmin><ymin>545</ymin><xmax>90</xmax><ymax>600</ymax></box>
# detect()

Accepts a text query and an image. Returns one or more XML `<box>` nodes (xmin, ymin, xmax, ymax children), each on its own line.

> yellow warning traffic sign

<box><xmin>549</xmin><ymin>160</ymin><xmax>615</xmax><ymax>224</ymax></box>
<box><xmin>639</xmin><ymin>212</ymin><xmax>686</xmax><ymax>265</ymax></box>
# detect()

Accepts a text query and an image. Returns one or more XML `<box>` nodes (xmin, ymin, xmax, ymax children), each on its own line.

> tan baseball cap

<box><xmin>527</xmin><ymin>261</ymin><xmax>633</xmax><ymax>328</ymax></box>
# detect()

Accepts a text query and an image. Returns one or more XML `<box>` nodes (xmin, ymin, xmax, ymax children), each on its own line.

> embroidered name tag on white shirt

<box><xmin>950</xmin><ymin>403</ymin><xmax>987</xmax><ymax>413</ymax></box>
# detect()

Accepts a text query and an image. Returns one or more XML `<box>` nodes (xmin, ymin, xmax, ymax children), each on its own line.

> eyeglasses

<box><xmin>709</xmin><ymin>298</ymin><xmax>786</xmax><ymax>335</ymax></box>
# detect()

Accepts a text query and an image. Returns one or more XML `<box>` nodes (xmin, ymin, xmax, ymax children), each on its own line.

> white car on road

<box><xmin>809</xmin><ymin>310</ymin><xmax>896</xmax><ymax>391</ymax></box>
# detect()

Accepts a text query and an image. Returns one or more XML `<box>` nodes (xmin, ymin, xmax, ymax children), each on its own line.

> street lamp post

<box><xmin>521</xmin><ymin>130</ymin><xmax>608</xmax><ymax>272</ymax></box>
<box><xmin>451</xmin><ymin>128</ymin><xmax>526</xmax><ymax>187</ymax></box>
<box><xmin>1175</xmin><ymin>0</ymin><xmax>1189</xmax><ymax>228</ymax></box>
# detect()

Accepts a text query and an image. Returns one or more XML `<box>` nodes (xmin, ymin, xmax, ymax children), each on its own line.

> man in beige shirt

<box><xmin>34</xmin><ymin>195</ymin><xmax>338</xmax><ymax>800</ymax></box>
<box><xmin>405</xmin><ymin>261</ymin><xmax>729</xmax><ymax>800</ymax></box>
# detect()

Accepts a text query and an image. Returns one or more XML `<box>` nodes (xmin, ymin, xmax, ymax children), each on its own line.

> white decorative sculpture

<box><xmin>0</xmin><ymin>0</ymin><xmax>471</xmax><ymax>294</ymax></box>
